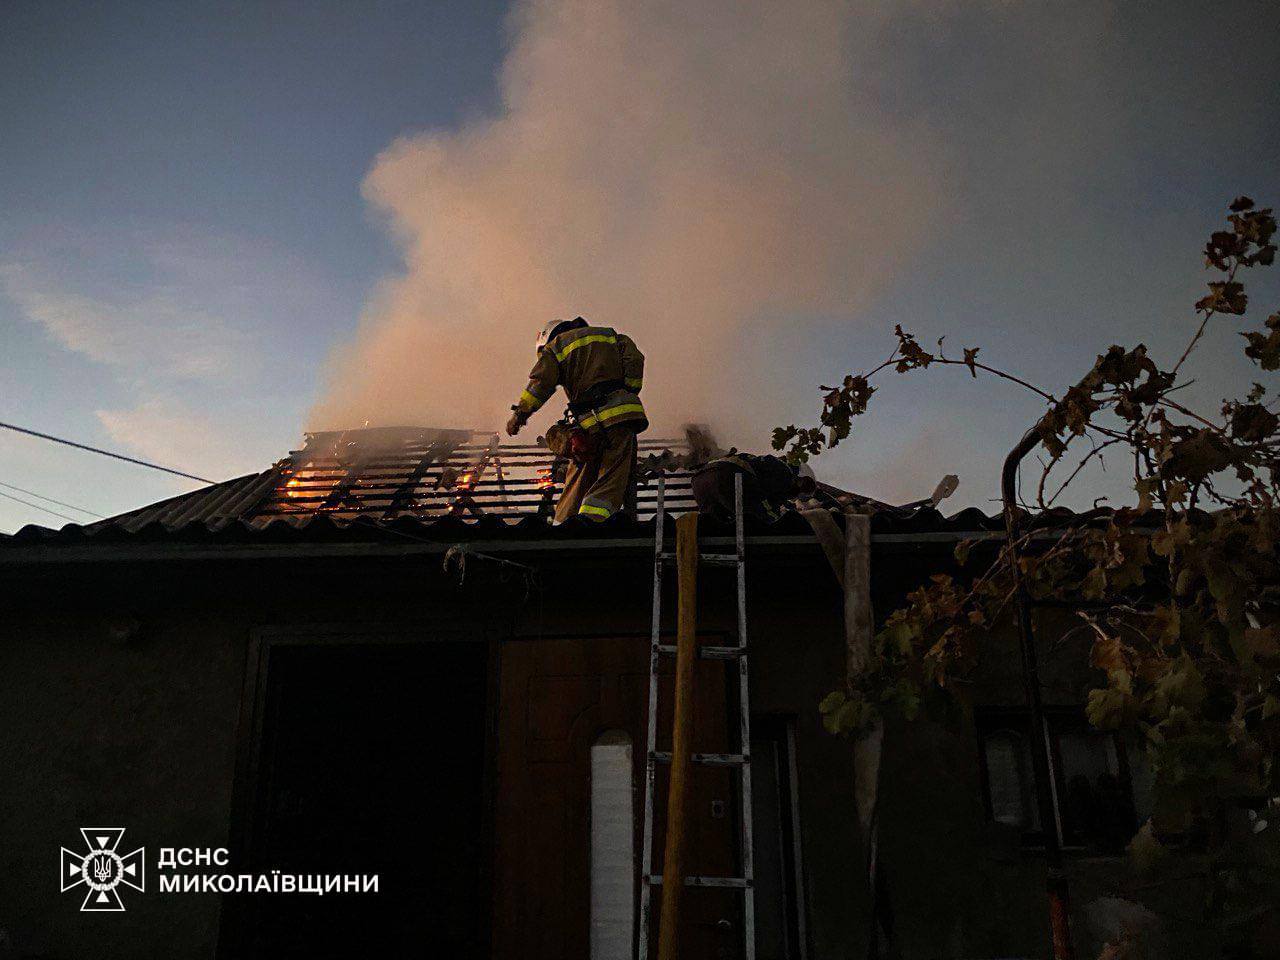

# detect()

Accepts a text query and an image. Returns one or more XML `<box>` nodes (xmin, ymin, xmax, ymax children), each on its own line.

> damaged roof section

<box><xmin>263</xmin><ymin>427</ymin><xmax>699</xmax><ymax>523</ymax></box>
<box><xmin>33</xmin><ymin>426</ymin><xmax>701</xmax><ymax>536</ymax></box>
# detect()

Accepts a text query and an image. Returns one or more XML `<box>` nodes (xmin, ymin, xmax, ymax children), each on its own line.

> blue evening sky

<box><xmin>1</xmin><ymin>0</ymin><xmax>506</xmax><ymax>529</ymax></box>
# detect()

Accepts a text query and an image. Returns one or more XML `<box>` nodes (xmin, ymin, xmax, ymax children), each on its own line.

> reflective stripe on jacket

<box><xmin>578</xmin><ymin>494</ymin><xmax>616</xmax><ymax>520</ymax></box>
<box><xmin>514</xmin><ymin>325</ymin><xmax>648</xmax><ymax>433</ymax></box>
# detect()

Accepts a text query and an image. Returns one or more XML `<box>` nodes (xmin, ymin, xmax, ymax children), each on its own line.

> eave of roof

<box><xmin>0</xmin><ymin>505</ymin><xmax>1021</xmax><ymax>565</ymax></box>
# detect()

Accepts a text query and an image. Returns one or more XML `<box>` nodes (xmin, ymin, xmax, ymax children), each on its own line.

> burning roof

<box><xmin>68</xmin><ymin>426</ymin><xmax>702</xmax><ymax>534</ymax></box>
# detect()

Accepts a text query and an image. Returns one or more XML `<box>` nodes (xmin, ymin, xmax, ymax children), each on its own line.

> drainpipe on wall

<box><xmin>1001</xmin><ymin>428</ymin><xmax>1075</xmax><ymax>960</ymax></box>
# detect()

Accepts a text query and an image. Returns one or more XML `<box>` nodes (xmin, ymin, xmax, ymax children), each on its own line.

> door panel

<box><xmin>234</xmin><ymin>640</ymin><xmax>489</xmax><ymax>959</ymax></box>
<box><xmin>493</xmin><ymin>636</ymin><xmax>736</xmax><ymax>958</ymax></box>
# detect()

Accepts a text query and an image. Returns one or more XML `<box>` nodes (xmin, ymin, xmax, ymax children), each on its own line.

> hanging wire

<box><xmin>0</xmin><ymin>419</ymin><xmax>212</xmax><ymax>483</ymax></box>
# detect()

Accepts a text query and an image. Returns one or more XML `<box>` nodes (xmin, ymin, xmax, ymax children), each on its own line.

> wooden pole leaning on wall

<box><xmin>658</xmin><ymin>510</ymin><xmax>700</xmax><ymax>960</ymax></box>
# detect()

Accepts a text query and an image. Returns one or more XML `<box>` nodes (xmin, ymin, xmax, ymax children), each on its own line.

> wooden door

<box><xmin>492</xmin><ymin>636</ymin><xmax>739</xmax><ymax>958</ymax></box>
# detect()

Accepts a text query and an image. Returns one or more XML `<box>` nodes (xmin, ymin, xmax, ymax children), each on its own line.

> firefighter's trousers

<box><xmin>555</xmin><ymin>425</ymin><xmax>637</xmax><ymax>523</ymax></box>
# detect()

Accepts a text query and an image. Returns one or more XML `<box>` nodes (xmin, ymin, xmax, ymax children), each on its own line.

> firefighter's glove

<box><xmin>506</xmin><ymin>409</ymin><xmax>528</xmax><ymax>437</ymax></box>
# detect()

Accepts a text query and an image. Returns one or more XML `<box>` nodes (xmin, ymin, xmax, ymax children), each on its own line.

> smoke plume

<box><xmin>309</xmin><ymin>0</ymin><xmax>943</xmax><ymax>442</ymax></box>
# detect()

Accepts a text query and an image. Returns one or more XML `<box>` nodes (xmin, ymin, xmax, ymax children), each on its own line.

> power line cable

<box><xmin>0</xmin><ymin>488</ymin><xmax>81</xmax><ymax>524</ymax></box>
<box><xmin>0</xmin><ymin>479</ymin><xmax>103</xmax><ymax>518</ymax></box>
<box><xmin>0</xmin><ymin>419</ymin><xmax>212</xmax><ymax>484</ymax></box>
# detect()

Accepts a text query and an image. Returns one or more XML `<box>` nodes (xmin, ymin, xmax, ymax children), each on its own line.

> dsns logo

<box><xmin>60</xmin><ymin>828</ymin><xmax>145</xmax><ymax>912</ymax></box>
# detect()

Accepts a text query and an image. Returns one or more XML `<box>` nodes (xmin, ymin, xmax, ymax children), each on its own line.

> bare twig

<box><xmin>1171</xmin><ymin>261</ymin><xmax>1240</xmax><ymax>379</ymax></box>
<box><xmin>1045</xmin><ymin>437</ymin><xmax>1123</xmax><ymax>508</ymax></box>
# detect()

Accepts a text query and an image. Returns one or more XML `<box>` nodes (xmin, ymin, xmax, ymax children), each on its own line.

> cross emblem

<box><xmin>60</xmin><ymin>827</ymin><xmax>145</xmax><ymax>912</ymax></box>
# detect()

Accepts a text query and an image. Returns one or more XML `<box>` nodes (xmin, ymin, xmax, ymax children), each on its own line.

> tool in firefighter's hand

<box><xmin>543</xmin><ymin>418</ymin><xmax>600</xmax><ymax>465</ymax></box>
<box><xmin>505</xmin><ymin>405</ymin><xmax>528</xmax><ymax>437</ymax></box>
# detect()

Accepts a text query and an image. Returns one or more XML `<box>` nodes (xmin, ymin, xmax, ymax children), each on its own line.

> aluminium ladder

<box><xmin>638</xmin><ymin>473</ymin><xmax>755</xmax><ymax>960</ymax></box>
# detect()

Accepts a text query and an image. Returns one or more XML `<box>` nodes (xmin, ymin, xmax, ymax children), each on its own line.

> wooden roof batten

<box><xmin>242</xmin><ymin>426</ymin><xmax>698</xmax><ymax>526</ymax></box>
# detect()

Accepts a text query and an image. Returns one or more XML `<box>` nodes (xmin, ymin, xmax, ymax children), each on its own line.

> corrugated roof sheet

<box><xmin>84</xmin><ymin>469</ymin><xmax>282</xmax><ymax>534</ymax></box>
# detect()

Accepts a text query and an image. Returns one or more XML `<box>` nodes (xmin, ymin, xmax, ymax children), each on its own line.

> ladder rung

<box><xmin>650</xmin><ymin>751</ymin><xmax>749</xmax><ymax>767</ymax></box>
<box><xmin>657</xmin><ymin>551</ymin><xmax>739</xmax><ymax>566</ymax></box>
<box><xmin>656</xmin><ymin>644</ymin><xmax>746</xmax><ymax>660</ymax></box>
<box><xmin>646</xmin><ymin>874</ymin><xmax>751</xmax><ymax>889</ymax></box>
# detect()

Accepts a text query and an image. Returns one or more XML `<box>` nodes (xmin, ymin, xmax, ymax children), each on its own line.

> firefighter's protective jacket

<box><xmin>515</xmin><ymin>325</ymin><xmax>649</xmax><ymax>433</ymax></box>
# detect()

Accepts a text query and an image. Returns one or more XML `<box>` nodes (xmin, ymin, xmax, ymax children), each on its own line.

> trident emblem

<box><xmin>61</xmin><ymin>828</ymin><xmax>146</xmax><ymax>912</ymax></box>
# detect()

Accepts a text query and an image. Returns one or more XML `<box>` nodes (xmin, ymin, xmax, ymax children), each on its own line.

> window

<box><xmin>982</xmin><ymin>728</ymin><xmax>1038</xmax><ymax>830</ymax></box>
<box><xmin>751</xmin><ymin>717</ymin><xmax>807</xmax><ymax>959</ymax></box>
<box><xmin>590</xmin><ymin>731</ymin><xmax>635</xmax><ymax>960</ymax></box>
<box><xmin>977</xmin><ymin>709</ymin><xmax>1137</xmax><ymax>851</ymax></box>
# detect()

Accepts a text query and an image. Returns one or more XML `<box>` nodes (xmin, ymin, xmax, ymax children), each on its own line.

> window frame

<box><xmin>975</xmin><ymin>705</ymin><xmax>1138</xmax><ymax>851</ymax></box>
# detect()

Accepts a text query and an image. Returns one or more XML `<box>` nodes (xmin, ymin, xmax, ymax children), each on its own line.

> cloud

<box><xmin>309</xmin><ymin>0</ymin><xmax>947</xmax><ymax>439</ymax></box>
<box><xmin>0</xmin><ymin>261</ymin><xmax>248</xmax><ymax>383</ymax></box>
<box><xmin>94</xmin><ymin>398</ymin><xmax>266</xmax><ymax>481</ymax></box>
<box><xmin>0</xmin><ymin>225</ymin><xmax>337</xmax><ymax>493</ymax></box>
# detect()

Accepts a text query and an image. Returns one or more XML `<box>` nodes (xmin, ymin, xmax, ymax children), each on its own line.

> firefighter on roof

<box><xmin>506</xmin><ymin>316</ymin><xmax>648</xmax><ymax>523</ymax></box>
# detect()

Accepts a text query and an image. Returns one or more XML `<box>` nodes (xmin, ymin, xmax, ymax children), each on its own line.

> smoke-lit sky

<box><xmin>2</xmin><ymin>0</ymin><xmax>1277</xmax><ymax>531</ymax></box>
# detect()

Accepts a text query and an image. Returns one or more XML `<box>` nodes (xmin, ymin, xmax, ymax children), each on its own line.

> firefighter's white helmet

<box><xmin>536</xmin><ymin>316</ymin><xmax>587</xmax><ymax>353</ymax></box>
